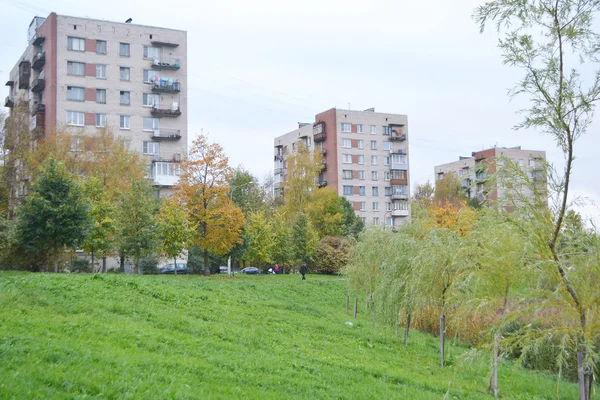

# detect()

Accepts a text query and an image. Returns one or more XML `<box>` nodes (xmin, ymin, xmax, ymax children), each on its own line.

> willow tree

<box><xmin>475</xmin><ymin>1</ymin><xmax>600</xmax><ymax>398</ymax></box>
<box><xmin>176</xmin><ymin>134</ymin><xmax>245</xmax><ymax>275</ymax></box>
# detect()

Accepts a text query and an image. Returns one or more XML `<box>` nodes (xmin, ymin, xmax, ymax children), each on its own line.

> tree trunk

<box><xmin>353</xmin><ymin>294</ymin><xmax>358</xmax><ymax>319</ymax></box>
<box><xmin>578</xmin><ymin>350</ymin><xmax>593</xmax><ymax>400</ymax></box>
<box><xmin>53</xmin><ymin>243</ymin><xmax>58</xmax><ymax>273</ymax></box>
<box><xmin>91</xmin><ymin>250</ymin><xmax>95</xmax><ymax>273</ymax></box>
<box><xmin>440</xmin><ymin>314</ymin><xmax>445</xmax><ymax>367</ymax></box>
<box><xmin>404</xmin><ymin>313</ymin><xmax>411</xmax><ymax>346</ymax></box>
<box><xmin>395</xmin><ymin>312</ymin><xmax>399</xmax><ymax>339</ymax></box>
<box><xmin>488</xmin><ymin>332</ymin><xmax>500</xmax><ymax>397</ymax></box>
<box><xmin>371</xmin><ymin>297</ymin><xmax>375</xmax><ymax>328</ymax></box>
<box><xmin>346</xmin><ymin>295</ymin><xmax>349</xmax><ymax>315</ymax></box>
<box><xmin>174</xmin><ymin>256</ymin><xmax>177</xmax><ymax>275</ymax></box>
<box><xmin>102</xmin><ymin>256</ymin><xmax>107</xmax><ymax>273</ymax></box>
<box><xmin>203</xmin><ymin>249</ymin><xmax>210</xmax><ymax>276</ymax></box>
<box><xmin>119</xmin><ymin>252</ymin><xmax>125</xmax><ymax>272</ymax></box>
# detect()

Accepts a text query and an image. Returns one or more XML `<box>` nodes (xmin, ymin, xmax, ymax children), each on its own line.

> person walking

<box><xmin>274</xmin><ymin>264</ymin><xmax>279</xmax><ymax>274</ymax></box>
<box><xmin>300</xmin><ymin>262</ymin><xmax>307</xmax><ymax>280</ymax></box>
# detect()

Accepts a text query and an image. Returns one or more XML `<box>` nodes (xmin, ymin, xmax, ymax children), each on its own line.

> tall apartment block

<box><xmin>434</xmin><ymin>146</ymin><xmax>546</xmax><ymax>204</ymax></box>
<box><xmin>4</xmin><ymin>13</ymin><xmax>187</xmax><ymax>197</ymax></box>
<box><xmin>274</xmin><ymin>107</ymin><xmax>410</xmax><ymax>227</ymax></box>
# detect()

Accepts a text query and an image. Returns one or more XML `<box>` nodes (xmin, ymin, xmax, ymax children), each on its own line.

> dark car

<box><xmin>241</xmin><ymin>267</ymin><xmax>259</xmax><ymax>274</ymax></box>
<box><xmin>159</xmin><ymin>263</ymin><xmax>188</xmax><ymax>275</ymax></box>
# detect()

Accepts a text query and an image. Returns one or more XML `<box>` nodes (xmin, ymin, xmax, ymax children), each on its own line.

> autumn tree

<box><xmin>290</xmin><ymin>213</ymin><xmax>319</xmax><ymax>266</ymax></box>
<box><xmin>157</xmin><ymin>198</ymin><xmax>191</xmax><ymax>275</ymax></box>
<box><xmin>282</xmin><ymin>142</ymin><xmax>323</xmax><ymax>212</ymax></box>
<box><xmin>314</xmin><ymin>236</ymin><xmax>351</xmax><ymax>274</ymax></box>
<box><xmin>244</xmin><ymin>210</ymin><xmax>275</xmax><ymax>269</ymax></box>
<box><xmin>229</xmin><ymin>168</ymin><xmax>264</xmax><ymax>216</ymax></box>
<box><xmin>412</xmin><ymin>181</ymin><xmax>434</xmax><ymax>207</ymax></box>
<box><xmin>305</xmin><ymin>188</ymin><xmax>345</xmax><ymax>238</ymax></box>
<box><xmin>176</xmin><ymin>134</ymin><xmax>245</xmax><ymax>275</ymax></box>
<box><xmin>16</xmin><ymin>158</ymin><xmax>91</xmax><ymax>272</ymax></box>
<box><xmin>82</xmin><ymin>177</ymin><xmax>116</xmax><ymax>272</ymax></box>
<box><xmin>434</xmin><ymin>173</ymin><xmax>468</xmax><ymax>204</ymax></box>
<box><xmin>475</xmin><ymin>1</ymin><xmax>600</xmax><ymax>397</ymax></box>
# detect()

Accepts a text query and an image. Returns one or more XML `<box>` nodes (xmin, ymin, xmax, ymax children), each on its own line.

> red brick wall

<box><xmin>85</xmin><ymin>38</ymin><xmax>96</xmax><ymax>53</ymax></box>
<box><xmin>84</xmin><ymin>112</ymin><xmax>95</xmax><ymax>126</ymax></box>
<box><xmin>85</xmin><ymin>63</ymin><xmax>95</xmax><ymax>77</ymax></box>
<box><xmin>37</xmin><ymin>13</ymin><xmax>58</xmax><ymax>135</ymax></box>
<box><xmin>353</xmin><ymin>202</ymin><xmax>360</xmax><ymax>211</ymax></box>
<box><xmin>315</xmin><ymin>109</ymin><xmax>338</xmax><ymax>194</ymax></box>
<box><xmin>84</xmin><ymin>88</ymin><xmax>96</xmax><ymax>102</ymax></box>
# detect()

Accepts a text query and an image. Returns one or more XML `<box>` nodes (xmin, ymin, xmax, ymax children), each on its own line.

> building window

<box><xmin>96</xmin><ymin>64</ymin><xmax>106</xmax><ymax>79</ymax></box>
<box><xmin>96</xmin><ymin>113</ymin><xmax>106</xmax><ymax>127</ymax></box>
<box><xmin>357</xmin><ymin>124</ymin><xmax>363</xmax><ymax>133</ymax></box>
<box><xmin>153</xmin><ymin>162</ymin><xmax>179</xmax><ymax>177</ymax></box>
<box><xmin>342</xmin><ymin>170</ymin><xmax>352</xmax><ymax>180</ymax></box>
<box><xmin>372</xmin><ymin>186</ymin><xmax>379</xmax><ymax>196</ymax></box>
<box><xmin>143</xmin><ymin>141</ymin><xmax>160</xmax><ymax>155</ymax></box>
<box><xmin>518</xmin><ymin>159</ymin><xmax>524</xmax><ymax>167</ymax></box>
<box><xmin>385</xmin><ymin>217</ymin><xmax>393</xmax><ymax>226</ymax></box>
<box><xmin>392</xmin><ymin>154</ymin><xmax>407</xmax><ymax>165</ymax></box>
<box><xmin>383</xmin><ymin>126</ymin><xmax>392</xmax><ymax>136</ymax></box>
<box><xmin>361</xmin><ymin>217</ymin><xmax>367</xmax><ymax>224</ymax></box>
<box><xmin>358</xmin><ymin>171</ymin><xmax>365</xmax><ymax>180</ymax></box>
<box><xmin>384</xmin><ymin>142</ymin><xmax>392</xmax><ymax>151</ymax></box>
<box><xmin>67</xmin><ymin>61</ymin><xmax>85</xmax><ymax>76</ymax></box>
<box><xmin>372</xmin><ymin>171</ymin><xmax>378</xmax><ymax>181</ymax></box>
<box><xmin>120</xmin><ymin>115</ymin><xmax>130</xmax><ymax>129</ymax></box>
<box><xmin>385</xmin><ymin>187</ymin><xmax>392</xmax><ymax>196</ymax></box>
<box><xmin>96</xmin><ymin>89</ymin><xmax>106</xmax><ymax>104</ymax></box>
<box><xmin>143</xmin><ymin>93</ymin><xmax>160</xmax><ymax>108</ymax></box>
<box><xmin>96</xmin><ymin>40</ymin><xmax>107</xmax><ymax>54</ymax></box>
<box><xmin>370</xmin><ymin>140</ymin><xmax>377</xmax><ymax>150</ymax></box>
<box><xmin>120</xmin><ymin>91</ymin><xmax>130</xmax><ymax>105</ymax></box>
<box><xmin>359</xmin><ymin>186</ymin><xmax>366</xmax><ymax>196</ymax></box>
<box><xmin>358</xmin><ymin>155</ymin><xmax>364</xmax><ymax>165</ymax></box>
<box><xmin>143</xmin><ymin>45</ymin><xmax>160</xmax><ymax>59</ymax></box>
<box><xmin>143</xmin><ymin>117</ymin><xmax>160</xmax><ymax>131</ymax></box>
<box><xmin>394</xmin><ymin>201</ymin><xmax>409</xmax><ymax>210</ymax></box>
<box><xmin>373</xmin><ymin>202</ymin><xmax>379</xmax><ymax>211</ymax></box>
<box><xmin>371</xmin><ymin>155</ymin><xmax>377</xmax><ymax>165</ymax></box>
<box><xmin>67</xmin><ymin>37</ymin><xmax>85</xmax><ymax>51</ymax></box>
<box><xmin>343</xmin><ymin>185</ymin><xmax>353</xmax><ymax>195</ymax></box>
<box><xmin>384</xmin><ymin>156</ymin><xmax>390</xmax><ymax>166</ymax></box>
<box><xmin>392</xmin><ymin>170</ymin><xmax>406</xmax><ymax>180</ymax></box>
<box><xmin>370</xmin><ymin>125</ymin><xmax>376</xmax><ymax>134</ymax></box>
<box><xmin>67</xmin><ymin>86</ymin><xmax>84</xmax><ymax>101</ymax></box>
<box><xmin>120</xmin><ymin>67</ymin><xmax>130</xmax><ymax>81</ymax></box>
<box><xmin>342</xmin><ymin>138</ymin><xmax>351</xmax><ymax>148</ymax></box>
<box><xmin>341</xmin><ymin>123</ymin><xmax>351</xmax><ymax>132</ymax></box>
<box><xmin>357</xmin><ymin>140</ymin><xmax>364</xmax><ymax>149</ymax></box>
<box><xmin>119</xmin><ymin>42</ymin><xmax>130</xmax><ymax>57</ymax></box>
<box><xmin>373</xmin><ymin>217</ymin><xmax>380</xmax><ymax>225</ymax></box>
<box><xmin>143</xmin><ymin>69</ymin><xmax>159</xmax><ymax>83</ymax></box>
<box><xmin>528</xmin><ymin>159</ymin><xmax>536</xmax><ymax>167</ymax></box>
<box><xmin>66</xmin><ymin>111</ymin><xmax>84</xmax><ymax>126</ymax></box>
<box><xmin>71</xmin><ymin>137</ymin><xmax>83</xmax><ymax>152</ymax></box>
<box><xmin>437</xmin><ymin>172</ymin><xmax>444</xmax><ymax>180</ymax></box>
<box><xmin>386</xmin><ymin>202</ymin><xmax>392</xmax><ymax>211</ymax></box>
<box><xmin>342</xmin><ymin>154</ymin><xmax>352</xmax><ymax>164</ymax></box>
<box><xmin>384</xmin><ymin>172</ymin><xmax>391</xmax><ymax>181</ymax></box>
<box><xmin>359</xmin><ymin>201</ymin><xmax>366</xmax><ymax>211</ymax></box>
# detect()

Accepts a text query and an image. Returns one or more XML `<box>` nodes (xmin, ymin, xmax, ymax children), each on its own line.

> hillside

<box><xmin>0</xmin><ymin>272</ymin><xmax>580</xmax><ymax>399</ymax></box>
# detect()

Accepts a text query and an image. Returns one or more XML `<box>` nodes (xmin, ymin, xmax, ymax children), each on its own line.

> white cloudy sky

<box><xmin>1</xmin><ymin>0</ymin><xmax>599</xmax><ymax>223</ymax></box>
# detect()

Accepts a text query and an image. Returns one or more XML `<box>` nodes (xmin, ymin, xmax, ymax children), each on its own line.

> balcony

<box><xmin>390</xmin><ymin>163</ymin><xmax>408</xmax><ymax>171</ymax></box>
<box><xmin>31</xmin><ymin>103</ymin><xmax>45</xmax><ymax>115</ymax></box>
<box><xmin>4</xmin><ymin>96</ymin><xmax>14</xmax><ymax>108</ymax></box>
<box><xmin>151</xmin><ymin>128</ymin><xmax>181</xmax><ymax>141</ymax></box>
<box><xmin>391</xmin><ymin>193</ymin><xmax>409</xmax><ymax>200</ymax></box>
<box><xmin>150</xmin><ymin>58</ymin><xmax>181</xmax><ymax>70</ymax></box>
<box><xmin>274</xmin><ymin>154</ymin><xmax>283</xmax><ymax>162</ymax></box>
<box><xmin>151</xmin><ymin>107</ymin><xmax>181</xmax><ymax>118</ymax></box>
<box><xmin>461</xmin><ymin>179</ymin><xmax>472</xmax><ymax>188</ymax></box>
<box><xmin>32</xmin><ymin>52</ymin><xmax>45</xmax><ymax>70</ymax></box>
<box><xmin>313</xmin><ymin>121</ymin><xmax>326</xmax><ymax>142</ymax></box>
<box><xmin>314</xmin><ymin>132</ymin><xmax>326</xmax><ymax>142</ymax></box>
<box><xmin>389</xmin><ymin>129</ymin><xmax>406</xmax><ymax>141</ymax></box>
<box><xmin>152</xmin><ymin>81</ymin><xmax>181</xmax><ymax>93</ymax></box>
<box><xmin>321</xmin><ymin>162</ymin><xmax>327</xmax><ymax>172</ymax></box>
<box><xmin>274</xmin><ymin>168</ymin><xmax>284</xmax><ymax>175</ymax></box>
<box><xmin>151</xmin><ymin>41</ymin><xmax>179</xmax><ymax>48</ymax></box>
<box><xmin>31</xmin><ymin>78</ymin><xmax>45</xmax><ymax>93</ymax></box>
<box><xmin>153</xmin><ymin>174</ymin><xmax>179</xmax><ymax>187</ymax></box>
<box><xmin>390</xmin><ymin>178</ymin><xmax>408</xmax><ymax>185</ymax></box>
<box><xmin>475</xmin><ymin>173</ymin><xmax>488</xmax><ymax>182</ymax></box>
<box><xmin>19</xmin><ymin>61</ymin><xmax>31</xmax><ymax>89</ymax></box>
<box><xmin>317</xmin><ymin>180</ymin><xmax>328</xmax><ymax>188</ymax></box>
<box><xmin>32</xmin><ymin>35</ymin><xmax>45</xmax><ymax>46</ymax></box>
<box><xmin>392</xmin><ymin>209</ymin><xmax>410</xmax><ymax>217</ymax></box>
<box><xmin>31</xmin><ymin>112</ymin><xmax>45</xmax><ymax>139</ymax></box>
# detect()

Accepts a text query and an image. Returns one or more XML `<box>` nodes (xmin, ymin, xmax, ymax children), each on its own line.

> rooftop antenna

<box><xmin>125</xmin><ymin>18</ymin><xmax>132</xmax><ymax>23</ymax></box>
<box><xmin>348</xmin><ymin>102</ymin><xmax>350</xmax><ymax>110</ymax></box>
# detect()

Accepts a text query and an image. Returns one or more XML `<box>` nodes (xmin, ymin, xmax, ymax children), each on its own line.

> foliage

<box><xmin>157</xmin><ymin>198</ymin><xmax>191</xmax><ymax>271</ymax></box>
<box><xmin>244</xmin><ymin>210</ymin><xmax>275</xmax><ymax>268</ymax></box>
<box><xmin>305</xmin><ymin>188</ymin><xmax>345</xmax><ymax>238</ymax></box>
<box><xmin>176</xmin><ymin>134</ymin><xmax>245</xmax><ymax>275</ymax></box>
<box><xmin>229</xmin><ymin>168</ymin><xmax>264</xmax><ymax>216</ymax></box>
<box><xmin>16</xmin><ymin>158</ymin><xmax>91</xmax><ymax>272</ymax></box>
<box><xmin>412</xmin><ymin>181</ymin><xmax>434</xmax><ymax>207</ymax></box>
<box><xmin>139</xmin><ymin>255</ymin><xmax>159</xmax><ymax>275</ymax></box>
<box><xmin>82</xmin><ymin>177</ymin><xmax>116</xmax><ymax>271</ymax></box>
<box><xmin>313</xmin><ymin>236</ymin><xmax>351</xmax><ymax>274</ymax></box>
<box><xmin>339</xmin><ymin>196</ymin><xmax>364</xmax><ymax>238</ymax></box>
<box><xmin>290</xmin><ymin>213</ymin><xmax>319</xmax><ymax>265</ymax></box>
<box><xmin>270</xmin><ymin>211</ymin><xmax>293</xmax><ymax>268</ymax></box>
<box><xmin>281</xmin><ymin>141</ymin><xmax>323</xmax><ymax>212</ymax></box>
<box><xmin>69</xmin><ymin>258</ymin><xmax>91</xmax><ymax>273</ymax></box>
<box><xmin>0</xmin><ymin>272</ymin><xmax>582</xmax><ymax>399</ymax></box>
<box><xmin>434</xmin><ymin>173</ymin><xmax>468</xmax><ymax>204</ymax></box>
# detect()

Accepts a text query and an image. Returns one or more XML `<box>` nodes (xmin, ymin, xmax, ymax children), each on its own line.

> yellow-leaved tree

<box><xmin>176</xmin><ymin>133</ymin><xmax>245</xmax><ymax>275</ymax></box>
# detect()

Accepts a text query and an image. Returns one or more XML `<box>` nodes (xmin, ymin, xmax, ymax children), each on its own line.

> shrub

<box><xmin>139</xmin><ymin>256</ymin><xmax>158</xmax><ymax>274</ymax></box>
<box><xmin>312</xmin><ymin>236</ymin><xmax>350</xmax><ymax>274</ymax></box>
<box><xmin>70</xmin><ymin>258</ymin><xmax>91</xmax><ymax>273</ymax></box>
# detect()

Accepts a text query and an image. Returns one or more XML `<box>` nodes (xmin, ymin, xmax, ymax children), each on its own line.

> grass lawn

<box><xmin>0</xmin><ymin>272</ymin><xmax>582</xmax><ymax>399</ymax></box>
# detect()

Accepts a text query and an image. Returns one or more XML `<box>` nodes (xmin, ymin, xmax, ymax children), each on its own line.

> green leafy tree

<box><xmin>229</xmin><ymin>168</ymin><xmax>264</xmax><ymax>216</ymax></box>
<box><xmin>305</xmin><ymin>188</ymin><xmax>345</xmax><ymax>238</ymax></box>
<box><xmin>82</xmin><ymin>177</ymin><xmax>116</xmax><ymax>272</ymax></box>
<box><xmin>17</xmin><ymin>158</ymin><xmax>91</xmax><ymax>272</ymax></box>
<box><xmin>314</xmin><ymin>236</ymin><xmax>351</xmax><ymax>274</ymax></box>
<box><xmin>282</xmin><ymin>142</ymin><xmax>323</xmax><ymax>212</ymax></box>
<box><xmin>157</xmin><ymin>198</ymin><xmax>191</xmax><ymax>275</ymax></box>
<box><xmin>271</xmin><ymin>211</ymin><xmax>293</xmax><ymax>271</ymax></box>
<box><xmin>290</xmin><ymin>213</ymin><xmax>319</xmax><ymax>265</ymax></box>
<box><xmin>339</xmin><ymin>196</ymin><xmax>364</xmax><ymax>238</ymax></box>
<box><xmin>475</xmin><ymin>1</ymin><xmax>600</xmax><ymax>397</ymax></box>
<box><xmin>244</xmin><ymin>210</ymin><xmax>275</xmax><ymax>269</ymax></box>
<box><xmin>434</xmin><ymin>173</ymin><xmax>468</xmax><ymax>204</ymax></box>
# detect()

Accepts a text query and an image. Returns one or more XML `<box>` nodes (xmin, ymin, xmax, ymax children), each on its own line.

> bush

<box><xmin>70</xmin><ymin>258</ymin><xmax>91</xmax><ymax>273</ymax></box>
<box><xmin>139</xmin><ymin>256</ymin><xmax>158</xmax><ymax>274</ymax></box>
<box><xmin>312</xmin><ymin>236</ymin><xmax>350</xmax><ymax>274</ymax></box>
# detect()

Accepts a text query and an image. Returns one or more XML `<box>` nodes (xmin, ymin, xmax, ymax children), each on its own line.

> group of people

<box><xmin>267</xmin><ymin>262</ymin><xmax>308</xmax><ymax>280</ymax></box>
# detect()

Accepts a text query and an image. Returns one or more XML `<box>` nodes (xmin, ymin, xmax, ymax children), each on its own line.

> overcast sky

<box><xmin>1</xmin><ymin>0</ymin><xmax>599</xmax><ymax>223</ymax></box>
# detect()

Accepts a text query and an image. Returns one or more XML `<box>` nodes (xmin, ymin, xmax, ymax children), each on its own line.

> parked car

<box><xmin>241</xmin><ymin>267</ymin><xmax>259</xmax><ymax>275</ymax></box>
<box><xmin>159</xmin><ymin>263</ymin><xmax>188</xmax><ymax>274</ymax></box>
<box><xmin>219</xmin><ymin>266</ymin><xmax>229</xmax><ymax>274</ymax></box>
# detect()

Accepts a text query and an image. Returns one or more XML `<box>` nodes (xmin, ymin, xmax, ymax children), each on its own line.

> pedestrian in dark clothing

<box><xmin>300</xmin><ymin>262</ymin><xmax>307</xmax><ymax>280</ymax></box>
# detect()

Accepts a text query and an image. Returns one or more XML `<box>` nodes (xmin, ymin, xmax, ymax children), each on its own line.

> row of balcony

<box><xmin>149</xmin><ymin>153</ymin><xmax>182</xmax><ymax>163</ymax></box>
<box><xmin>150</xmin><ymin>106</ymin><xmax>181</xmax><ymax>118</ymax></box>
<box><xmin>150</xmin><ymin>58</ymin><xmax>181</xmax><ymax>71</ymax></box>
<box><xmin>151</xmin><ymin>128</ymin><xmax>181</xmax><ymax>141</ymax></box>
<box><xmin>151</xmin><ymin>81</ymin><xmax>181</xmax><ymax>93</ymax></box>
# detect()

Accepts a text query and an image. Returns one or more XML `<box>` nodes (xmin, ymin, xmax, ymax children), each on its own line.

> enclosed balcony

<box><xmin>151</xmin><ymin>107</ymin><xmax>181</xmax><ymax>118</ymax></box>
<box><xmin>31</xmin><ymin>112</ymin><xmax>45</xmax><ymax>139</ymax></box>
<box><xmin>19</xmin><ymin>61</ymin><xmax>31</xmax><ymax>89</ymax></box>
<box><xmin>313</xmin><ymin>121</ymin><xmax>326</xmax><ymax>142</ymax></box>
<box><xmin>392</xmin><ymin>209</ymin><xmax>410</xmax><ymax>217</ymax></box>
<box><xmin>317</xmin><ymin>180</ymin><xmax>328</xmax><ymax>188</ymax></box>
<box><xmin>274</xmin><ymin>154</ymin><xmax>283</xmax><ymax>162</ymax></box>
<box><xmin>461</xmin><ymin>178</ymin><xmax>472</xmax><ymax>188</ymax></box>
<box><xmin>390</xmin><ymin>162</ymin><xmax>408</xmax><ymax>171</ymax></box>
<box><xmin>4</xmin><ymin>96</ymin><xmax>14</xmax><ymax>108</ymax></box>
<box><xmin>31</xmin><ymin>103</ymin><xmax>45</xmax><ymax>115</ymax></box>
<box><xmin>32</xmin><ymin>52</ymin><xmax>45</xmax><ymax>70</ymax></box>
<box><xmin>274</xmin><ymin>167</ymin><xmax>284</xmax><ymax>175</ymax></box>
<box><xmin>150</xmin><ymin>58</ymin><xmax>181</xmax><ymax>70</ymax></box>
<box><xmin>152</xmin><ymin>80</ymin><xmax>181</xmax><ymax>93</ymax></box>
<box><xmin>151</xmin><ymin>128</ymin><xmax>181</xmax><ymax>141</ymax></box>
<box><xmin>391</xmin><ymin>193</ymin><xmax>409</xmax><ymax>200</ymax></box>
<box><xmin>31</xmin><ymin>78</ymin><xmax>45</xmax><ymax>93</ymax></box>
<box><xmin>151</xmin><ymin>41</ymin><xmax>179</xmax><ymax>48</ymax></box>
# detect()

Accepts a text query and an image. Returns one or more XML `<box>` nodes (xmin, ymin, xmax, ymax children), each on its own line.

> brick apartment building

<box><xmin>274</xmin><ymin>107</ymin><xmax>410</xmax><ymax>228</ymax></box>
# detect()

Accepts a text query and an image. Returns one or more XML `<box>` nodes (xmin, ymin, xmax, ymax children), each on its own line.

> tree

<box><xmin>413</xmin><ymin>181</ymin><xmax>435</xmax><ymax>208</ymax></box>
<box><xmin>475</xmin><ymin>1</ymin><xmax>600</xmax><ymax>397</ymax></box>
<box><xmin>305</xmin><ymin>188</ymin><xmax>345</xmax><ymax>238</ymax></box>
<box><xmin>290</xmin><ymin>213</ymin><xmax>319</xmax><ymax>265</ymax></box>
<box><xmin>117</xmin><ymin>179</ymin><xmax>158</xmax><ymax>274</ymax></box>
<box><xmin>229</xmin><ymin>168</ymin><xmax>264</xmax><ymax>216</ymax></box>
<box><xmin>282</xmin><ymin>142</ymin><xmax>323</xmax><ymax>212</ymax></box>
<box><xmin>176</xmin><ymin>134</ymin><xmax>245</xmax><ymax>275</ymax></box>
<box><xmin>157</xmin><ymin>198</ymin><xmax>191</xmax><ymax>275</ymax></box>
<box><xmin>434</xmin><ymin>173</ymin><xmax>468</xmax><ymax>204</ymax></box>
<box><xmin>271</xmin><ymin>211</ymin><xmax>293</xmax><ymax>271</ymax></box>
<box><xmin>82</xmin><ymin>177</ymin><xmax>116</xmax><ymax>273</ymax></box>
<box><xmin>244</xmin><ymin>210</ymin><xmax>275</xmax><ymax>269</ymax></box>
<box><xmin>16</xmin><ymin>158</ymin><xmax>91</xmax><ymax>272</ymax></box>
<box><xmin>339</xmin><ymin>196</ymin><xmax>364</xmax><ymax>238</ymax></box>
<box><xmin>314</xmin><ymin>236</ymin><xmax>351</xmax><ymax>274</ymax></box>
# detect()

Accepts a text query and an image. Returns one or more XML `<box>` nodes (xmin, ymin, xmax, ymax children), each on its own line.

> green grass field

<box><xmin>0</xmin><ymin>272</ymin><xmax>582</xmax><ymax>399</ymax></box>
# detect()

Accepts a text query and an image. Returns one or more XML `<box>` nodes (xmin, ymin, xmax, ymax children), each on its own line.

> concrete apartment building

<box><xmin>434</xmin><ymin>146</ymin><xmax>546</xmax><ymax>204</ymax></box>
<box><xmin>274</xmin><ymin>107</ymin><xmax>410</xmax><ymax>228</ymax></box>
<box><xmin>4</xmin><ymin>13</ymin><xmax>187</xmax><ymax>197</ymax></box>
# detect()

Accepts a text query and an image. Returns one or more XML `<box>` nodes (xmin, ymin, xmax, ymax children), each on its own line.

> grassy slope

<box><xmin>0</xmin><ymin>272</ymin><xmax>581</xmax><ymax>399</ymax></box>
